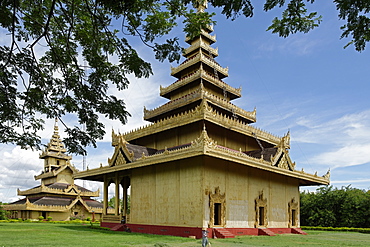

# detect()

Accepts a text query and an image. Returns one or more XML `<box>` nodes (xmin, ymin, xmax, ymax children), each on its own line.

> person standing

<box><xmin>202</xmin><ymin>228</ymin><xmax>210</xmax><ymax>247</ymax></box>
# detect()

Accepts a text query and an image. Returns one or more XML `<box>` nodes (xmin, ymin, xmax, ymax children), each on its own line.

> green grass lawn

<box><xmin>1</xmin><ymin>223</ymin><xmax>370</xmax><ymax>247</ymax></box>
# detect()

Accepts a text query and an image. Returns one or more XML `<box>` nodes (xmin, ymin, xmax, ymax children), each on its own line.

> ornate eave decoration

<box><xmin>3</xmin><ymin>196</ymin><xmax>112</xmax><ymax>213</ymax></box>
<box><xmin>108</xmin><ymin>131</ymin><xmax>134</xmax><ymax>167</ymax></box>
<box><xmin>34</xmin><ymin>162</ymin><xmax>78</xmax><ymax>180</ymax></box>
<box><xmin>170</xmin><ymin>52</ymin><xmax>228</xmax><ymax>78</ymax></box>
<box><xmin>76</xmin><ymin>126</ymin><xmax>329</xmax><ymax>186</ymax></box>
<box><xmin>160</xmin><ymin>68</ymin><xmax>241</xmax><ymax>99</ymax></box>
<box><xmin>146</xmin><ymin>84</ymin><xmax>254</xmax><ymax>122</ymax></box>
<box><xmin>125</xmin><ymin>100</ymin><xmax>275</xmax><ymax>145</ymax></box>
<box><xmin>17</xmin><ymin>183</ymin><xmax>99</xmax><ymax>197</ymax></box>
<box><xmin>183</xmin><ymin>37</ymin><xmax>219</xmax><ymax>57</ymax></box>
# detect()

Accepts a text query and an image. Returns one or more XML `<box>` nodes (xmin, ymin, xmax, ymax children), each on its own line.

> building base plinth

<box><xmin>101</xmin><ymin>222</ymin><xmax>307</xmax><ymax>238</ymax></box>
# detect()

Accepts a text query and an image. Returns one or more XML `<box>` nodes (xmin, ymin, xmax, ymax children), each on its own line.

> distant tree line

<box><xmin>0</xmin><ymin>202</ymin><xmax>10</xmax><ymax>220</ymax></box>
<box><xmin>300</xmin><ymin>186</ymin><xmax>370</xmax><ymax>228</ymax></box>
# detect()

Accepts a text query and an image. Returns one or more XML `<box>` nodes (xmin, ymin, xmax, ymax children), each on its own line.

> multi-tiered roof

<box><xmin>75</xmin><ymin>4</ymin><xmax>329</xmax><ymax>186</ymax></box>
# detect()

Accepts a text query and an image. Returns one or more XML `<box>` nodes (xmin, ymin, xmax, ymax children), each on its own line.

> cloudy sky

<box><xmin>1</xmin><ymin>2</ymin><xmax>370</xmax><ymax>203</ymax></box>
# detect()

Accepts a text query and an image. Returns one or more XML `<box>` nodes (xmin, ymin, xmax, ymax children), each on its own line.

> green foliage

<box><xmin>302</xmin><ymin>226</ymin><xmax>370</xmax><ymax>234</ymax></box>
<box><xmin>47</xmin><ymin>216</ymin><xmax>53</xmax><ymax>221</ymax></box>
<box><xmin>301</xmin><ymin>185</ymin><xmax>370</xmax><ymax>228</ymax></box>
<box><xmin>266</xmin><ymin>0</ymin><xmax>322</xmax><ymax>37</ymax></box>
<box><xmin>38</xmin><ymin>216</ymin><xmax>44</xmax><ymax>221</ymax></box>
<box><xmin>108</xmin><ymin>195</ymin><xmax>130</xmax><ymax>214</ymax></box>
<box><xmin>1</xmin><ymin>0</ymin><xmax>369</xmax><ymax>155</ymax></box>
<box><xmin>0</xmin><ymin>202</ymin><xmax>10</xmax><ymax>220</ymax></box>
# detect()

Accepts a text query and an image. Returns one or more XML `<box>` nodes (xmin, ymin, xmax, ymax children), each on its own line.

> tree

<box><xmin>1</xmin><ymin>0</ymin><xmax>369</xmax><ymax>155</ymax></box>
<box><xmin>108</xmin><ymin>196</ymin><xmax>130</xmax><ymax>214</ymax></box>
<box><xmin>300</xmin><ymin>185</ymin><xmax>370</xmax><ymax>228</ymax></box>
<box><xmin>0</xmin><ymin>202</ymin><xmax>10</xmax><ymax>220</ymax></box>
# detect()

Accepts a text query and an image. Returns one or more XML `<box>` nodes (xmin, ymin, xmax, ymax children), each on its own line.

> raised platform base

<box><xmin>101</xmin><ymin>222</ymin><xmax>306</xmax><ymax>239</ymax></box>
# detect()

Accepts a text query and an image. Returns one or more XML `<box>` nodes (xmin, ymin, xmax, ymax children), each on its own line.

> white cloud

<box><xmin>293</xmin><ymin>110</ymin><xmax>370</xmax><ymax>169</ymax></box>
<box><xmin>257</xmin><ymin>35</ymin><xmax>323</xmax><ymax>56</ymax></box>
<box><xmin>0</xmin><ymin>146</ymin><xmax>42</xmax><ymax>202</ymax></box>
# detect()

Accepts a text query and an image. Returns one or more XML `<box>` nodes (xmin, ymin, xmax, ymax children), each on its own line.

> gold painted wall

<box><xmin>130</xmin><ymin>157</ymin><xmax>203</xmax><ymax>227</ymax></box>
<box><xmin>203</xmin><ymin>156</ymin><xmax>300</xmax><ymax>228</ymax></box>
<box><xmin>130</xmin><ymin>155</ymin><xmax>299</xmax><ymax>229</ymax></box>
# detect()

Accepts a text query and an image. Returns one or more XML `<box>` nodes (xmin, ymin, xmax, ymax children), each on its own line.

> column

<box><xmin>103</xmin><ymin>175</ymin><xmax>108</xmax><ymax>215</ymax></box>
<box><xmin>114</xmin><ymin>173</ymin><xmax>120</xmax><ymax>216</ymax></box>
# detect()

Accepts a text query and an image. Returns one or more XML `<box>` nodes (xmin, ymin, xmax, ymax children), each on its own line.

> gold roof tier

<box><xmin>145</xmin><ymin>85</ymin><xmax>255</xmax><ymax>123</ymax></box>
<box><xmin>17</xmin><ymin>183</ymin><xmax>99</xmax><ymax>197</ymax></box>
<box><xmin>170</xmin><ymin>52</ymin><xmax>228</xmax><ymax>79</ymax></box>
<box><xmin>127</xmin><ymin>101</ymin><xmax>275</xmax><ymax>145</ymax></box>
<box><xmin>183</xmin><ymin>37</ymin><xmax>218</xmax><ymax>57</ymax></box>
<box><xmin>160</xmin><ymin>68</ymin><xmax>241</xmax><ymax>100</ymax></box>
<box><xmin>4</xmin><ymin>196</ymin><xmax>113</xmax><ymax>214</ymax></box>
<box><xmin>186</xmin><ymin>30</ymin><xmax>217</xmax><ymax>45</ymax></box>
<box><xmin>75</xmin><ymin>127</ymin><xmax>329</xmax><ymax>186</ymax></box>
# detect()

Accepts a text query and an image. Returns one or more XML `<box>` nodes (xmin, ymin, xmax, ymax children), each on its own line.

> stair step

<box><xmin>258</xmin><ymin>228</ymin><xmax>275</xmax><ymax>236</ymax></box>
<box><xmin>291</xmin><ymin>228</ymin><xmax>307</xmax><ymax>235</ymax></box>
<box><xmin>213</xmin><ymin>228</ymin><xmax>235</xmax><ymax>238</ymax></box>
<box><xmin>110</xmin><ymin>224</ymin><xmax>124</xmax><ymax>231</ymax></box>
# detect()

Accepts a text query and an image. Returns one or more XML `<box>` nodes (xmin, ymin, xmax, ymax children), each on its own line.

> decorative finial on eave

<box><xmin>323</xmin><ymin>168</ymin><xmax>331</xmax><ymax>180</ymax></box>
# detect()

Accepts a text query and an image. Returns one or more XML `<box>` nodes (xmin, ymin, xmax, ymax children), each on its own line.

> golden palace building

<box><xmin>4</xmin><ymin>121</ymin><xmax>113</xmax><ymax>221</ymax></box>
<box><xmin>75</xmin><ymin>4</ymin><xmax>329</xmax><ymax>238</ymax></box>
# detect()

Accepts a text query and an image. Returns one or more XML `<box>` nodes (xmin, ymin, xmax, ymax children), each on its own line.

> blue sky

<box><xmin>1</xmin><ymin>2</ymin><xmax>370</xmax><ymax>202</ymax></box>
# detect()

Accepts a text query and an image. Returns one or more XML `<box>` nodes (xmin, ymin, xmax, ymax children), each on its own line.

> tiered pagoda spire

<box><xmin>144</xmin><ymin>5</ymin><xmax>255</xmax><ymax>125</ymax></box>
<box><xmin>39</xmin><ymin>119</ymin><xmax>72</xmax><ymax>177</ymax></box>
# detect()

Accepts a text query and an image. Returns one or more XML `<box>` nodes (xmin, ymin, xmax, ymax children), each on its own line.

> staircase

<box><xmin>110</xmin><ymin>224</ymin><xmax>124</xmax><ymax>231</ymax></box>
<box><xmin>258</xmin><ymin>228</ymin><xmax>276</xmax><ymax>236</ymax></box>
<box><xmin>291</xmin><ymin>228</ymin><xmax>307</xmax><ymax>235</ymax></box>
<box><xmin>213</xmin><ymin>228</ymin><xmax>235</xmax><ymax>238</ymax></box>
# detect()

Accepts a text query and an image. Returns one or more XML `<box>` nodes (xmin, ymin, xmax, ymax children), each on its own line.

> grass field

<box><xmin>1</xmin><ymin>223</ymin><xmax>370</xmax><ymax>247</ymax></box>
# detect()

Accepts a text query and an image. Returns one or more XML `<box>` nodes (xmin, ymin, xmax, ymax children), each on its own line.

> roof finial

<box><xmin>196</xmin><ymin>0</ymin><xmax>208</xmax><ymax>13</ymax></box>
<box><xmin>54</xmin><ymin>117</ymin><xmax>59</xmax><ymax>133</ymax></box>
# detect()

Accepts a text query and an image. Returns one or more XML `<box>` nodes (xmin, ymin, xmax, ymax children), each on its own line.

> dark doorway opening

<box><xmin>214</xmin><ymin>203</ymin><xmax>221</xmax><ymax>225</ymax></box>
<box><xmin>291</xmin><ymin>209</ymin><xmax>296</xmax><ymax>226</ymax></box>
<box><xmin>259</xmin><ymin>207</ymin><xmax>265</xmax><ymax>226</ymax></box>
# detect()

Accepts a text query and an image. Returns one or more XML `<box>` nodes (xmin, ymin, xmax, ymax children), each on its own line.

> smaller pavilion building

<box><xmin>4</xmin><ymin>121</ymin><xmax>113</xmax><ymax>221</ymax></box>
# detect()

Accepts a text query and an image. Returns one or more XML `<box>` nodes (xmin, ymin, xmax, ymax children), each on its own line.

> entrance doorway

<box><xmin>214</xmin><ymin>203</ymin><xmax>221</xmax><ymax>226</ymax></box>
<box><xmin>258</xmin><ymin>207</ymin><xmax>265</xmax><ymax>226</ymax></box>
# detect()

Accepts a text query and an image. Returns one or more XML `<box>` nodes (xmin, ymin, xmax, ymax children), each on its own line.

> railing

<box><xmin>103</xmin><ymin>214</ymin><xmax>122</xmax><ymax>223</ymax></box>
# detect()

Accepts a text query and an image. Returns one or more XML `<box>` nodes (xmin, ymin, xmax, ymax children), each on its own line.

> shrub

<box><xmin>38</xmin><ymin>216</ymin><xmax>44</xmax><ymax>221</ymax></box>
<box><xmin>47</xmin><ymin>216</ymin><xmax>52</xmax><ymax>221</ymax></box>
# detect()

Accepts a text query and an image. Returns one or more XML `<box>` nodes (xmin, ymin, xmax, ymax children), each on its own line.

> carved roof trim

<box><xmin>125</xmin><ymin>101</ymin><xmax>276</xmax><ymax>145</ymax></box>
<box><xmin>34</xmin><ymin>162</ymin><xmax>78</xmax><ymax>180</ymax></box>
<box><xmin>76</xmin><ymin>128</ymin><xmax>329</xmax><ymax>186</ymax></box>
<box><xmin>108</xmin><ymin>133</ymin><xmax>134</xmax><ymax>167</ymax></box>
<box><xmin>160</xmin><ymin>68</ymin><xmax>241</xmax><ymax>99</ymax></box>
<box><xmin>146</xmin><ymin>87</ymin><xmax>255</xmax><ymax>122</ymax></box>
<box><xmin>170</xmin><ymin>53</ymin><xmax>228</xmax><ymax>78</ymax></box>
<box><xmin>183</xmin><ymin>38</ymin><xmax>218</xmax><ymax>57</ymax></box>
